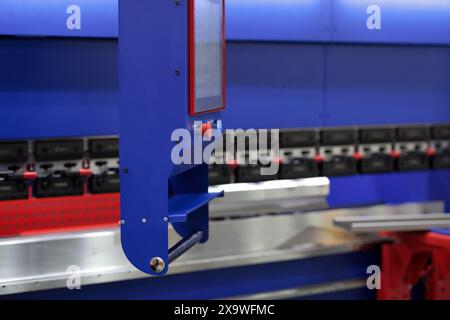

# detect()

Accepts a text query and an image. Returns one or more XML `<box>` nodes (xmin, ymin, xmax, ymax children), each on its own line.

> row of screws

<box><xmin>174</xmin><ymin>0</ymin><xmax>181</xmax><ymax>74</ymax></box>
<box><xmin>120</xmin><ymin>217</ymin><xmax>169</xmax><ymax>225</ymax></box>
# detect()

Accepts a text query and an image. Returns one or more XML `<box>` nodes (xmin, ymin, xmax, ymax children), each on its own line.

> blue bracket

<box><xmin>169</xmin><ymin>192</ymin><xmax>224</xmax><ymax>223</ymax></box>
<box><xmin>119</xmin><ymin>0</ymin><xmax>223</xmax><ymax>276</ymax></box>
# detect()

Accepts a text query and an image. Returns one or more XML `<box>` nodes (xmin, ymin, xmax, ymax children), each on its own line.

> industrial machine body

<box><xmin>1</xmin><ymin>0</ymin><xmax>450</xmax><ymax>299</ymax></box>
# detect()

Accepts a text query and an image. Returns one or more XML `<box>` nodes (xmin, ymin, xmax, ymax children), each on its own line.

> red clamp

<box><xmin>79</xmin><ymin>168</ymin><xmax>93</xmax><ymax>177</ymax></box>
<box><xmin>379</xmin><ymin>232</ymin><xmax>450</xmax><ymax>300</ymax></box>
<box><xmin>427</xmin><ymin>148</ymin><xmax>437</xmax><ymax>157</ymax></box>
<box><xmin>226</xmin><ymin>159</ymin><xmax>239</xmax><ymax>170</ymax></box>
<box><xmin>314</xmin><ymin>154</ymin><xmax>325</xmax><ymax>163</ymax></box>
<box><xmin>23</xmin><ymin>171</ymin><xmax>37</xmax><ymax>180</ymax></box>
<box><xmin>273</xmin><ymin>157</ymin><xmax>283</xmax><ymax>165</ymax></box>
<box><xmin>201</xmin><ymin>122</ymin><xmax>213</xmax><ymax>137</ymax></box>
<box><xmin>390</xmin><ymin>150</ymin><xmax>401</xmax><ymax>158</ymax></box>
<box><xmin>352</xmin><ymin>152</ymin><xmax>363</xmax><ymax>161</ymax></box>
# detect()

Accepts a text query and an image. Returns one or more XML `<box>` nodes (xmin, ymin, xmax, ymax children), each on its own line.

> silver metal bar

<box><xmin>209</xmin><ymin>177</ymin><xmax>330</xmax><ymax>218</ymax></box>
<box><xmin>334</xmin><ymin>213</ymin><xmax>450</xmax><ymax>233</ymax></box>
<box><xmin>169</xmin><ymin>230</ymin><xmax>204</xmax><ymax>264</ymax></box>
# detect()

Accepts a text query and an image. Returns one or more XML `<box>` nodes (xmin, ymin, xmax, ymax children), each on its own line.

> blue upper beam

<box><xmin>332</xmin><ymin>0</ymin><xmax>450</xmax><ymax>45</ymax></box>
<box><xmin>0</xmin><ymin>0</ymin><xmax>449</xmax><ymax>45</ymax></box>
<box><xmin>0</xmin><ymin>0</ymin><xmax>118</xmax><ymax>38</ymax></box>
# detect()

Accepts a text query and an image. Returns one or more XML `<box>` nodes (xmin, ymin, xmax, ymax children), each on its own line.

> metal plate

<box><xmin>0</xmin><ymin>201</ymin><xmax>443</xmax><ymax>296</ymax></box>
<box><xmin>209</xmin><ymin>177</ymin><xmax>330</xmax><ymax>218</ymax></box>
<box><xmin>334</xmin><ymin>213</ymin><xmax>450</xmax><ymax>233</ymax></box>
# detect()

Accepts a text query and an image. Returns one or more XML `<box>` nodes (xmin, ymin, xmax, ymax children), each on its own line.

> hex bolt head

<box><xmin>150</xmin><ymin>257</ymin><xmax>166</xmax><ymax>273</ymax></box>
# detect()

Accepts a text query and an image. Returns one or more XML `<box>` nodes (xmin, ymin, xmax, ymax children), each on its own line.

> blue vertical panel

<box><xmin>224</xmin><ymin>43</ymin><xmax>326</xmax><ymax>129</ymax></box>
<box><xmin>0</xmin><ymin>0</ymin><xmax>118</xmax><ymax>38</ymax></box>
<box><xmin>324</xmin><ymin>45</ymin><xmax>450</xmax><ymax>127</ymax></box>
<box><xmin>226</xmin><ymin>0</ymin><xmax>332</xmax><ymax>42</ymax></box>
<box><xmin>120</xmin><ymin>0</ymin><xmax>216</xmax><ymax>276</ymax></box>
<box><xmin>332</xmin><ymin>0</ymin><xmax>450</xmax><ymax>45</ymax></box>
<box><xmin>119</xmin><ymin>0</ymin><xmax>184</xmax><ymax>275</ymax></box>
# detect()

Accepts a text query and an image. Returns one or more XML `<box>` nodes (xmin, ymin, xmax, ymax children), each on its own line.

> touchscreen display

<box><xmin>192</xmin><ymin>0</ymin><xmax>224</xmax><ymax>114</ymax></box>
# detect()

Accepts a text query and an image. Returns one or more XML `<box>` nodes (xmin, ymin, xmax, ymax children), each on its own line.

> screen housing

<box><xmin>189</xmin><ymin>0</ymin><xmax>226</xmax><ymax>115</ymax></box>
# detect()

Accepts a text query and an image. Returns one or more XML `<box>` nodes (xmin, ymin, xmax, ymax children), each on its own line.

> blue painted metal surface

<box><xmin>2</xmin><ymin>0</ymin><xmax>450</xmax><ymax>45</ymax></box>
<box><xmin>227</xmin><ymin>0</ymin><xmax>450</xmax><ymax>45</ymax></box>
<box><xmin>327</xmin><ymin>171</ymin><xmax>450</xmax><ymax>209</ymax></box>
<box><xmin>323</xmin><ymin>44</ymin><xmax>450</xmax><ymax>127</ymax></box>
<box><xmin>224</xmin><ymin>43</ymin><xmax>326</xmax><ymax>129</ymax></box>
<box><xmin>169</xmin><ymin>192</ymin><xmax>224</xmax><ymax>223</ymax></box>
<box><xmin>433</xmin><ymin>229</ymin><xmax>450</xmax><ymax>236</ymax></box>
<box><xmin>226</xmin><ymin>0</ymin><xmax>332</xmax><ymax>42</ymax></box>
<box><xmin>222</xmin><ymin>41</ymin><xmax>450</xmax><ymax>210</ymax></box>
<box><xmin>119</xmin><ymin>0</ymin><xmax>185</xmax><ymax>275</ymax></box>
<box><xmin>1</xmin><ymin>0</ymin><xmax>450</xmax><ymax>298</ymax></box>
<box><xmin>224</xmin><ymin>43</ymin><xmax>450</xmax><ymax>129</ymax></box>
<box><xmin>3</xmin><ymin>41</ymin><xmax>448</xmax><ymax>138</ymax></box>
<box><xmin>1</xmin><ymin>39</ymin><xmax>449</xmax><ymax>208</ymax></box>
<box><xmin>0</xmin><ymin>0</ymin><xmax>117</xmax><ymax>38</ymax></box>
<box><xmin>332</xmin><ymin>0</ymin><xmax>450</xmax><ymax>45</ymax></box>
<box><xmin>0</xmin><ymin>250</ymin><xmax>379</xmax><ymax>300</ymax></box>
<box><xmin>119</xmin><ymin>0</ymin><xmax>223</xmax><ymax>275</ymax></box>
<box><xmin>0</xmin><ymin>38</ymin><xmax>118</xmax><ymax>139</ymax></box>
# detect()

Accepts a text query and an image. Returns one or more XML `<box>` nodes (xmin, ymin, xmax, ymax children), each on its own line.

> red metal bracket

<box><xmin>379</xmin><ymin>231</ymin><xmax>450</xmax><ymax>300</ymax></box>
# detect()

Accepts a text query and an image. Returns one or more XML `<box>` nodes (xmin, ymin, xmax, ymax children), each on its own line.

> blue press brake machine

<box><xmin>0</xmin><ymin>0</ymin><xmax>450</xmax><ymax>299</ymax></box>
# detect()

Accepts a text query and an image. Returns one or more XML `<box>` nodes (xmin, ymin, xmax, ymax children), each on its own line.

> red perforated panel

<box><xmin>0</xmin><ymin>193</ymin><xmax>120</xmax><ymax>237</ymax></box>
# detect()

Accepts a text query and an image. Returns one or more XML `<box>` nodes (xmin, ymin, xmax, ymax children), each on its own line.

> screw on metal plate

<box><xmin>141</xmin><ymin>218</ymin><xmax>147</xmax><ymax>223</ymax></box>
<box><xmin>123</xmin><ymin>168</ymin><xmax>128</xmax><ymax>174</ymax></box>
<box><xmin>120</xmin><ymin>220</ymin><xmax>125</xmax><ymax>225</ymax></box>
<box><xmin>150</xmin><ymin>257</ymin><xmax>166</xmax><ymax>273</ymax></box>
<box><xmin>175</xmin><ymin>0</ymin><xmax>180</xmax><ymax>5</ymax></box>
<box><xmin>163</xmin><ymin>217</ymin><xmax>169</xmax><ymax>222</ymax></box>
<box><xmin>174</xmin><ymin>69</ymin><xmax>180</xmax><ymax>76</ymax></box>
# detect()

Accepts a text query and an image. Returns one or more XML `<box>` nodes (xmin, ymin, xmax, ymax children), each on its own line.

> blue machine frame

<box><xmin>119</xmin><ymin>0</ymin><xmax>224</xmax><ymax>275</ymax></box>
<box><xmin>1</xmin><ymin>0</ymin><xmax>450</xmax><ymax>298</ymax></box>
